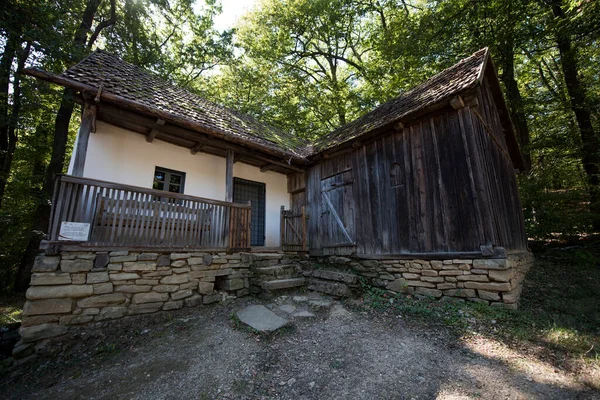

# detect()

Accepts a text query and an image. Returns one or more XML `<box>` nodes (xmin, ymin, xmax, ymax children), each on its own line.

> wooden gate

<box><xmin>320</xmin><ymin>171</ymin><xmax>355</xmax><ymax>247</ymax></box>
<box><xmin>280</xmin><ymin>206</ymin><xmax>307</xmax><ymax>252</ymax></box>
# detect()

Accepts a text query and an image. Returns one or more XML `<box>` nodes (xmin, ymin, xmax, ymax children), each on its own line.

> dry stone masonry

<box><xmin>306</xmin><ymin>252</ymin><xmax>533</xmax><ymax>308</ymax></box>
<box><xmin>16</xmin><ymin>249</ymin><xmax>532</xmax><ymax>359</ymax></box>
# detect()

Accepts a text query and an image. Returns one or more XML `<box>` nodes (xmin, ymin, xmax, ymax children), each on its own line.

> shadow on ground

<box><xmin>0</xmin><ymin>291</ymin><xmax>597</xmax><ymax>400</ymax></box>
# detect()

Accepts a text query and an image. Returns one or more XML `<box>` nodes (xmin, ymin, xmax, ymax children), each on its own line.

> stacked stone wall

<box><xmin>310</xmin><ymin>252</ymin><xmax>533</xmax><ymax>307</ymax></box>
<box><xmin>18</xmin><ymin>250</ymin><xmax>252</xmax><ymax>352</ymax></box>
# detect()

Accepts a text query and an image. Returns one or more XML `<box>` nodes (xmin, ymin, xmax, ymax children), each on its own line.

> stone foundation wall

<box><xmin>308</xmin><ymin>252</ymin><xmax>534</xmax><ymax>307</ymax></box>
<box><xmin>18</xmin><ymin>250</ymin><xmax>253</xmax><ymax>351</ymax></box>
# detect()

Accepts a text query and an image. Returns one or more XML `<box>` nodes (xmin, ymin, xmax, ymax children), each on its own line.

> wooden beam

<box><xmin>233</xmin><ymin>154</ymin><xmax>243</xmax><ymax>163</ymax></box>
<box><xmin>260</xmin><ymin>163</ymin><xmax>276</xmax><ymax>173</ymax></box>
<box><xmin>95</xmin><ymin>104</ymin><xmax>305</xmax><ymax>173</ymax></box>
<box><xmin>393</xmin><ymin>121</ymin><xmax>404</xmax><ymax>132</ymax></box>
<box><xmin>145</xmin><ymin>119</ymin><xmax>165</xmax><ymax>143</ymax></box>
<box><xmin>450</xmin><ymin>95</ymin><xmax>466</xmax><ymax>110</ymax></box>
<box><xmin>72</xmin><ymin>103</ymin><xmax>96</xmax><ymax>176</ymax></box>
<box><xmin>225</xmin><ymin>149</ymin><xmax>234</xmax><ymax>202</ymax></box>
<box><xmin>190</xmin><ymin>143</ymin><xmax>205</xmax><ymax>155</ymax></box>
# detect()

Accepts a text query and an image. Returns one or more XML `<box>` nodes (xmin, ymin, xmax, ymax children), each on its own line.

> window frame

<box><xmin>153</xmin><ymin>166</ymin><xmax>186</xmax><ymax>195</ymax></box>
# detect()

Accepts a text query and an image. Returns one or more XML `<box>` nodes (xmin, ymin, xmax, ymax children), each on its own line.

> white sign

<box><xmin>59</xmin><ymin>222</ymin><xmax>91</xmax><ymax>241</ymax></box>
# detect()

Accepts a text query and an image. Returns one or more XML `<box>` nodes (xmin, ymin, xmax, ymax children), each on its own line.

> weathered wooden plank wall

<box><xmin>297</xmin><ymin>83</ymin><xmax>528</xmax><ymax>256</ymax></box>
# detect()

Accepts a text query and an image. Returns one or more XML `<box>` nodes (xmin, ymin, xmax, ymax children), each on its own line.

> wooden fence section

<box><xmin>280</xmin><ymin>206</ymin><xmax>307</xmax><ymax>252</ymax></box>
<box><xmin>48</xmin><ymin>175</ymin><xmax>251</xmax><ymax>250</ymax></box>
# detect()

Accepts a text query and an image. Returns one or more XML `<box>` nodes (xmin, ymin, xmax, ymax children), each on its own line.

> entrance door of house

<box><xmin>233</xmin><ymin>178</ymin><xmax>266</xmax><ymax>246</ymax></box>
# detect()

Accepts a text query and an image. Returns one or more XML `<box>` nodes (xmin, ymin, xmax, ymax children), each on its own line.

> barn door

<box><xmin>320</xmin><ymin>171</ymin><xmax>355</xmax><ymax>247</ymax></box>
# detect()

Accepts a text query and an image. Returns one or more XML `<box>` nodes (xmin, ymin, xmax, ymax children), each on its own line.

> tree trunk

<box><xmin>499</xmin><ymin>37</ymin><xmax>532</xmax><ymax>172</ymax></box>
<box><xmin>551</xmin><ymin>0</ymin><xmax>600</xmax><ymax>230</ymax></box>
<box><xmin>0</xmin><ymin>33</ymin><xmax>19</xmax><ymax>207</ymax></box>
<box><xmin>0</xmin><ymin>41</ymin><xmax>31</xmax><ymax>206</ymax></box>
<box><xmin>13</xmin><ymin>0</ymin><xmax>107</xmax><ymax>292</ymax></box>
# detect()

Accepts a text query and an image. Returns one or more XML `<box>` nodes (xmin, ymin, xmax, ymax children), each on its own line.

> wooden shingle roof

<box><xmin>312</xmin><ymin>48</ymin><xmax>490</xmax><ymax>153</ymax></box>
<box><xmin>27</xmin><ymin>51</ymin><xmax>304</xmax><ymax>160</ymax></box>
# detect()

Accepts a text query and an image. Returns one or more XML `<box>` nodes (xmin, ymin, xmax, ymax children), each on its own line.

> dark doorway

<box><xmin>233</xmin><ymin>178</ymin><xmax>266</xmax><ymax>246</ymax></box>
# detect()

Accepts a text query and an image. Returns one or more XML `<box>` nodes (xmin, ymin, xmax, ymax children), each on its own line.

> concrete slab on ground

<box><xmin>236</xmin><ymin>304</ymin><xmax>289</xmax><ymax>332</ymax></box>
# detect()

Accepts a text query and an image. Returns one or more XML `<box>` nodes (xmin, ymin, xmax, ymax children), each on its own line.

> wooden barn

<box><xmin>17</xmin><ymin>48</ymin><xmax>533</xmax><ymax>349</ymax></box>
<box><xmin>288</xmin><ymin>47</ymin><xmax>528</xmax><ymax>260</ymax></box>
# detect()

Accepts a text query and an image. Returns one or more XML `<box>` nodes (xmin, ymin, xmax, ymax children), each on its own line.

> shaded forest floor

<box><xmin>0</xmin><ymin>241</ymin><xmax>599</xmax><ymax>399</ymax></box>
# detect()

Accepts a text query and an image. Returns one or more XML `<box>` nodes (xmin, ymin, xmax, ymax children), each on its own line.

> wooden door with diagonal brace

<box><xmin>320</xmin><ymin>171</ymin><xmax>355</xmax><ymax>247</ymax></box>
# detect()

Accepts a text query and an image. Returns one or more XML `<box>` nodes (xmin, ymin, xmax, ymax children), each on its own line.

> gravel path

<box><xmin>1</xmin><ymin>295</ymin><xmax>597</xmax><ymax>399</ymax></box>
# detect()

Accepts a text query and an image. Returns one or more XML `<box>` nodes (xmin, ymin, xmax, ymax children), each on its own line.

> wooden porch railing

<box><xmin>48</xmin><ymin>175</ymin><xmax>251</xmax><ymax>250</ymax></box>
<box><xmin>280</xmin><ymin>206</ymin><xmax>307</xmax><ymax>252</ymax></box>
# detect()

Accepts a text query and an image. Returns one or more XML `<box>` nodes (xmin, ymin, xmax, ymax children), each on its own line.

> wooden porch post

<box><xmin>226</xmin><ymin>149</ymin><xmax>234</xmax><ymax>202</ymax></box>
<box><xmin>72</xmin><ymin>103</ymin><xmax>96</xmax><ymax>177</ymax></box>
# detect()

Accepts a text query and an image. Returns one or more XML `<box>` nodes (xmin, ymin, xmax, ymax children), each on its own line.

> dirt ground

<box><xmin>1</xmin><ymin>293</ymin><xmax>598</xmax><ymax>400</ymax></box>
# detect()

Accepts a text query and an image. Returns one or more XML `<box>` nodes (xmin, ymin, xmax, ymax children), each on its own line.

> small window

<box><xmin>390</xmin><ymin>163</ymin><xmax>403</xmax><ymax>188</ymax></box>
<box><xmin>153</xmin><ymin>167</ymin><xmax>185</xmax><ymax>194</ymax></box>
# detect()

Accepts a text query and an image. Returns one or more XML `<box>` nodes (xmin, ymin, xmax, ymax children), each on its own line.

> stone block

<box><xmin>123</xmin><ymin>261</ymin><xmax>157</xmax><ymax>272</ymax></box>
<box><xmin>170</xmin><ymin>253</ymin><xmax>191</xmax><ymax>260</ymax></box>
<box><xmin>138</xmin><ymin>253</ymin><xmax>159</xmax><ymax>261</ymax></box>
<box><xmin>128</xmin><ymin>302</ymin><xmax>163</xmax><ymax>315</ymax></box>
<box><xmin>19</xmin><ymin>323</ymin><xmax>68</xmax><ymax>343</ymax></box>
<box><xmin>20</xmin><ymin>315</ymin><xmax>59</xmax><ymax>327</ymax></box>
<box><xmin>93</xmin><ymin>282</ymin><xmax>113</xmax><ymax>294</ymax></box>
<box><xmin>59</xmin><ymin>315</ymin><xmax>94</xmax><ymax>325</ymax></box>
<box><xmin>94</xmin><ymin>253</ymin><xmax>110</xmax><ymax>269</ymax></box>
<box><xmin>109</xmin><ymin>272</ymin><xmax>140</xmax><ymax>281</ymax></box>
<box><xmin>472</xmin><ymin>259</ymin><xmax>508</xmax><ymax>270</ymax></box>
<box><xmin>221</xmin><ymin>278</ymin><xmax>244</xmax><ymax>291</ymax></box>
<box><xmin>471</xmin><ymin>269</ymin><xmax>489</xmax><ymax>274</ymax></box>
<box><xmin>421</xmin><ymin>270</ymin><xmax>438</xmax><ymax>277</ymax></box>
<box><xmin>458</xmin><ymin>264</ymin><xmax>470</xmax><ymax>271</ymax></box>
<box><xmin>60</xmin><ymin>259</ymin><xmax>93</xmax><ymax>273</ymax></box>
<box><xmin>30</xmin><ymin>272</ymin><xmax>71</xmax><ymax>286</ymax></box>
<box><xmin>109</xmin><ymin>251</ymin><xmax>129</xmax><ymax>256</ymax></box>
<box><xmin>23</xmin><ymin>299</ymin><xmax>73</xmax><ymax>316</ymax></box>
<box><xmin>463</xmin><ymin>282</ymin><xmax>511</xmax><ymax>292</ymax></box>
<box><xmin>171</xmin><ymin>289</ymin><xmax>193</xmax><ymax>300</ymax></box>
<box><xmin>198</xmin><ymin>281</ymin><xmax>214</xmax><ymax>295</ymax></box>
<box><xmin>107</xmin><ymin>263</ymin><xmax>123</xmax><ymax>271</ymax></box>
<box><xmin>436</xmin><ymin>283</ymin><xmax>456</xmax><ymax>290</ymax></box>
<box><xmin>157</xmin><ymin>255</ymin><xmax>170</xmax><ymax>266</ymax></box>
<box><xmin>78</xmin><ymin>293</ymin><xmax>126</xmax><ymax>308</ymax></box>
<box><xmin>184</xmin><ymin>294</ymin><xmax>202</xmax><ymax>307</ymax></box>
<box><xmin>153</xmin><ymin>285</ymin><xmax>179</xmax><ymax>293</ymax></box>
<box><xmin>95</xmin><ymin>306</ymin><xmax>128</xmax><ymax>321</ymax></box>
<box><xmin>163</xmin><ymin>301</ymin><xmax>183</xmax><ymax>311</ymax></box>
<box><xmin>478</xmin><ymin>290</ymin><xmax>501</xmax><ymax>301</ymax></box>
<box><xmin>502</xmin><ymin>287</ymin><xmax>522</xmax><ymax>304</ymax></box>
<box><xmin>203</xmin><ymin>294</ymin><xmax>222</xmax><ymax>304</ymax></box>
<box><xmin>180</xmin><ymin>281</ymin><xmax>198</xmax><ymax>290</ymax></box>
<box><xmin>405</xmin><ymin>280</ymin><xmax>436</xmax><ymax>288</ymax></box>
<box><xmin>82</xmin><ymin>308</ymin><xmax>100</xmax><ymax>315</ymax></box>
<box><xmin>172</xmin><ymin>267</ymin><xmax>191</xmax><ymax>274</ymax></box>
<box><xmin>171</xmin><ymin>260</ymin><xmax>187</xmax><ymax>268</ymax></box>
<box><xmin>420</xmin><ymin>276</ymin><xmax>444</xmax><ymax>283</ymax></box>
<box><xmin>87</xmin><ymin>271</ymin><xmax>109</xmax><ymax>284</ymax></box>
<box><xmin>361</xmin><ymin>260</ymin><xmax>379</xmax><ymax>269</ymax></box>
<box><xmin>33</xmin><ymin>256</ymin><xmax>60</xmax><ymax>272</ymax></box>
<box><xmin>132</xmin><ymin>292</ymin><xmax>169</xmax><ymax>304</ymax></box>
<box><xmin>308</xmin><ymin>280</ymin><xmax>351</xmax><ymax>297</ymax></box>
<box><xmin>443</xmin><ymin>289</ymin><xmax>476</xmax><ymax>298</ymax></box>
<box><xmin>414</xmin><ymin>287</ymin><xmax>442</xmax><ymax>298</ymax></box>
<box><xmin>312</xmin><ymin>269</ymin><xmax>357</xmax><ymax>284</ymax></box>
<box><xmin>456</xmin><ymin>274</ymin><xmax>489</xmax><ymax>282</ymax></box>
<box><xmin>115</xmin><ymin>285</ymin><xmax>152</xmax><ymax>293</ymax></box>
<box><xmin>402</xmin><ymin>273</ymin><xmax>421</xmax><ymax>280</ymax></box>
<box><xmin>439</xmin><ymin>270</ymin><xmax>463</xmax><ymax>276</ymax></box>
<box><xmin>27</xmin><ymin>285</ymin><xmax>93</xmax><ymax>300</ymax></box>
<box><xmin>488</xmin><ymin>268</ymin><xmax>515</xmax><ymax>282</ymax></box>
<box><xmin>386</xmin><ymin>278</ymin><xmax>407</xmax><ymax>292</ymax></box>
<box><xmin>160</xmin><ymin>274</ymin><xmax>189</xmax><ymax>284</ymax></box>
<box><xmin>430</xmin><ymin>260</ymin><xmax>443</xmax><ymax>270</ymax></box>
<box><xmin>110</xmin><ymin>255</ymin><xmax>137</xmax><ymax>263</ymax></box>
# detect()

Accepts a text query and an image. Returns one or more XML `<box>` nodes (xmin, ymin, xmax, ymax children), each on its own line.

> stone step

<box><xmin>308</xmin><ymin>279</ymin><xmax>352</xmax><ymax>297</ymax></box>
<box><xmin>311</xmin><ymin>269</ymin><xmax>358</xmax><ymax>284</ymax></box>
<box><xmin>253</xmin><ymin>264</ymin><xmax>300</xmax><ymax>277</ymax></box>
<box><xmin>262</xmin><ymin>278</ymin><xmax>306</xmax><ymax>291</ymax></box>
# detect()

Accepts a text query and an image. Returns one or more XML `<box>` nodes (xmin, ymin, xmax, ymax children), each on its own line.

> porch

<box><xmin>43</xmin><ymin>174</ymin><xmax>254</xmax><ymax>252</ymax></box>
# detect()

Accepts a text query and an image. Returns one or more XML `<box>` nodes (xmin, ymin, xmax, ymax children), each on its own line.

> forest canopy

<box><xmin>0</xmin><ymin>0</ymin><xmax>598</xmax><ymax>292</ymax></box>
